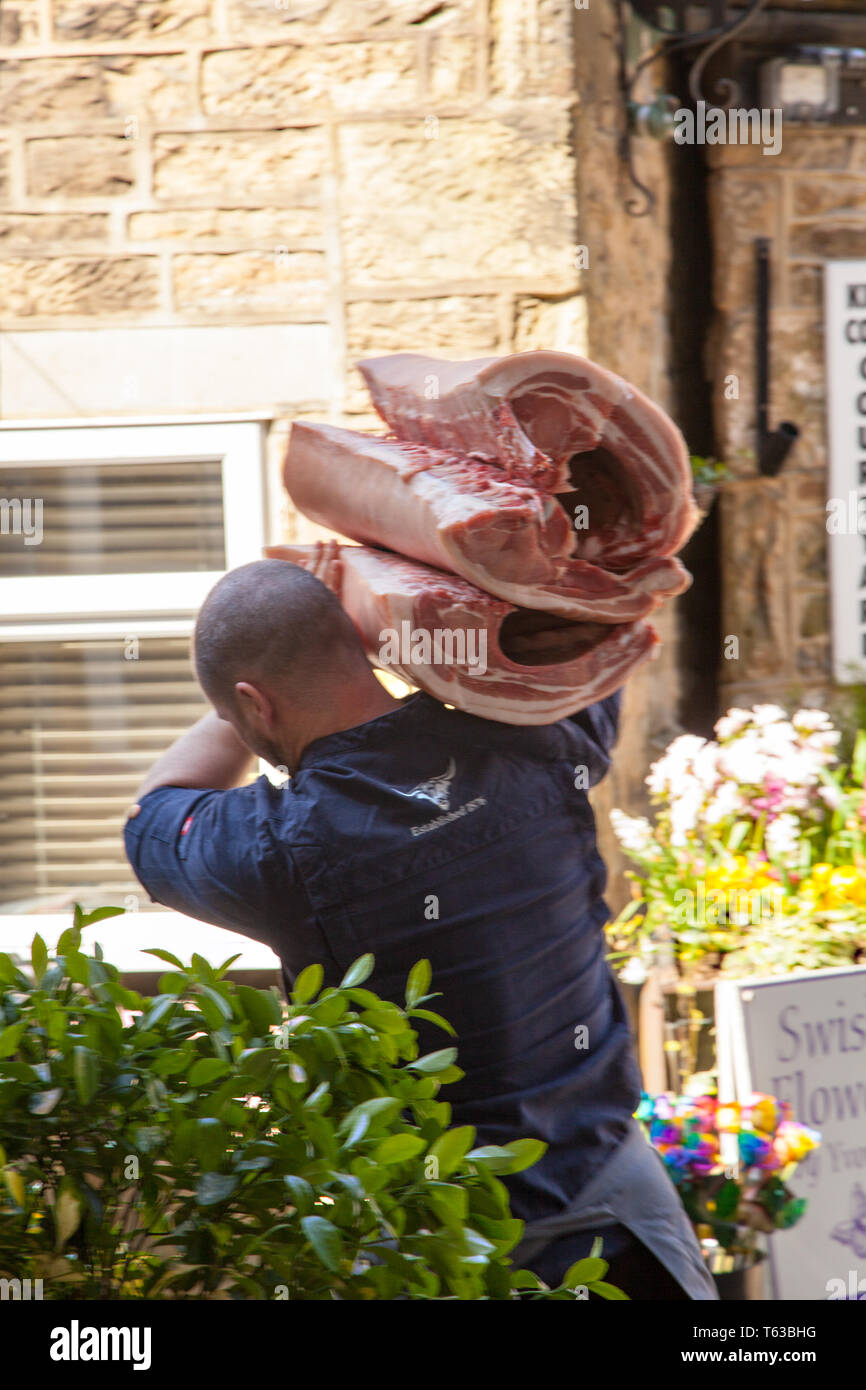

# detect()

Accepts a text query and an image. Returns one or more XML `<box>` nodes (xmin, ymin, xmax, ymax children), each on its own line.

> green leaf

<box><xmin>374</xmin><ymin>1133</ymin><xmax>426</xmax><ymax>1164</ymax></box>
<box><xmin>715</xmin><ymin>1177</ymin><xmax>740</xmax><ymax>1219</ymax></box>
<box><xmin>428</xmin><ymin>1125</ymin><xmax>476</xmax><ymax>1179</ymax></box>
<box><xmin>339</xmin><ymin>954</ymin><xmax>375</xmax><ymax>989</ymax></box>
<box><xmin>292</xmin><ymin>964</ymin><xmax>323</xmax><ymax>1004</ymax></box>
<box><xmin>591</xmin><ymin>1280</ymin><xmax>630</xmax><ymax>1300</ymax></box>
<box><xmin>0</xmin><ymin>1021</ymin><xmax>27</xmax><ymax>1058</ymax></box>
<box><xmin>189</xmin><ymin>1058</ymin><xmax>232</xmax><ymax>1087</ymax></box>
<box><xmin>563</xmin><ymin>1256</ymin><xmax>607</xmax><ymax>1285</ymax></box>
<box><xmin>55</xmin><ymin>1179</ymin><xmax>82</xmax><ymax>1250</ymax></box>
<box><xmin>195</xmin><ymin>1118</ymin><xmax>227</xmax><ymax>1170</ymax></box>
<box><xmin>72</xmin><ymin>1046</ymin><xmax>99</xmax><ymax>1104</ymax></box>
<box><xmin>31</xmin><ymin>933</ymin><xmax>48</xmax><ymax>984</ymax></box>
<box><xmin>78</xmin><ymin>906</ymin><xmax>125</xmax><ymax>928</ymax></box>
<box><xmin>500</xmin><ymin>1138</ymin><xmax>547</xmax><ymax>1173</ymax></box>
<box><xmin>283</xmin><ymin>1176</ymin><xmax>315</xmax><ymax>1216</ymax></box>
<box><xmin>407</xmin><ymin>1008</ymin><xmax>456</xmax><ymax>1036</ymax></box>
<box><xmin>56</xmin><ymin>925</ymin><xmax>82</xmax><ymax>956</ymax></box>
<box><xmin>408</xmin><ymin>1047</ymin><xmax>458</xmax><ymax>1074</ymax></box>
<box><xmin>140</xmin><ymin>995</ymin><xmax>177</xmax><ymax>1030</ymax></box>
<box><xmin>196</xmin><ymin>984</ymin><xmax>232</xmax><ymax>1020</ymax></box>
<box><xmin>195</xmin><ymin>1172</ymin><xmax>237</xmax><ymax>1206</ymax></box>
<box><xmin>143</xmin><ymin>948</ymin><xmax>185</xmax><ymax>969</ymax></box>
<box><xmin>3</xmin><ymin>1168</ymin><xmax>26</xmax><ymax>1208</ymax></box>
<box><xmin>237</xmin><ymin>984</ymin><xmax>282</xmax><ymax>1032</ymax></box>
<box><xmin>300</xmin><ymin>1214</ymin><xmax>344</xmax><ymax>1271</ymax></box>
<box><xmin>406</xmin><ymin>958</ymin><xmax>432</xmax><ymax>1007</ymax></box>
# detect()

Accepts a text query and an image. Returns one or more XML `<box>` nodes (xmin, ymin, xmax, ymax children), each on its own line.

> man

<box><xmin>124</xmin><ymin>552</ymin><xmax>717</xmax><ymax>1300</ymax></box>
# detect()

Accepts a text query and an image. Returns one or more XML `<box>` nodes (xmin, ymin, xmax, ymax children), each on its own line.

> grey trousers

<box><xmin>510</xmin><ymin>1119</ymin><xmax>720</xmax><ymax>1299</ymax></box>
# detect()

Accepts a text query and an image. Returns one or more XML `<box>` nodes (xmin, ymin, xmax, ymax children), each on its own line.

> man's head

<box><xmin>193</xmin><ymin>559</ymin><xmax>393</xmax><ymax>771</ymax></box>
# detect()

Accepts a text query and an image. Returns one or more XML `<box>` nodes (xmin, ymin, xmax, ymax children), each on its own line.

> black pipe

<box><xmin>755</xmin><ymin>237</ymin><xmax>800</xmax><ymax>476</ymax></box>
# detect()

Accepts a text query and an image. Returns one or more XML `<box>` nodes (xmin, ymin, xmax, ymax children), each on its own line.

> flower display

<box><xmin>637</xmin><ymin>1088</ymin><xmax>820</xmax><ymax>1257</ymax></box>
<box><xmin>608</xmin><ymin>703</ymin><xmax>866</xmax><ymax>977</ymax></box>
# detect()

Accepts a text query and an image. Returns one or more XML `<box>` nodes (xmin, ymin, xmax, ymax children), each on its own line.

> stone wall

<box><xmin>572</xmin><ymin>4</ymin><xmax>682</xmax><ymax>917</ymax></box>
<box><xmin>708</xmin><ymin>131</ymin><xmax>866</xmax><ymax>723</ymax></box>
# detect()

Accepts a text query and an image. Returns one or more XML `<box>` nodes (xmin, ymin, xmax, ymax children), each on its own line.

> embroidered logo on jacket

<box><xmin>406</xmin><ymin>758</ymin><xmax>457</xmax><ymax>811</ymax></box>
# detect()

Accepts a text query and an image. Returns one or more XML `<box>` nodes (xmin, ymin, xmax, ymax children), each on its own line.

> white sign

<box><xmin>716</xmin><ymin>965</ymin><xmax>866</xmax><ymax>1301</ymax></box>
<box><xmin>825</xmin><ymin>260</ymin><xmax>866</xmax><ymax>684</ymax></box>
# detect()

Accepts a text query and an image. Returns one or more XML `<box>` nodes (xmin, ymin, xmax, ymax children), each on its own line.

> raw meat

<box><xmin>285</xmin><ymin>421</ymin><xmax>690</xmax><ymax>623</ymax></box>
<box><xmin>357</xmin><ymin>350</ymin><xmax>699</xmax><ymax>568</ymax></box>
<box><xmin>265</xmin><ymin>542</ymin><xmax>659</xmax><ymax>725</ymax></box>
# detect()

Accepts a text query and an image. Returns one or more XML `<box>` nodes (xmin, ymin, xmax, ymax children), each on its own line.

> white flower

<box><xmin>716</xmin><ymin>731</ymin><xmax>769</xmax><ymax>786</ymax></box>
<box><xmin>670</xmin><ymin>786</ymin><xmax>703</xmax><ymax>846</ymax></box>
<box><xmin>751</xmin><ymin>704</ymin><xmax>789</xmax><ymax>727</ymax></box>
<box><xmin>817</xmin><ymin>783</ymin><xmax>844</xmax><ymax>810</ymax></box>
<box><xmin>702</xmin><ymin>779</ymin><xmax>744</xmax><ymax>826</ymax></box>
<box><xmin>610</xmin><ymin>808</ymin><xmax>656</xmax><ymax>855</ymax></box>
<box><xmin>692</xmin><ymin>742</ymin><xmax>721</xmax><ymax>792</ymax></box>
<box><xmin>714</xmin><ymin>707</ymin><xmax>753</xmax><ymax>741</ymax></box>
<box><xmin>764</xmin><ymin>811</ymin><xmax>801</xmax><ymax>862</ymax></box>
<box><xmin>792</xmin><ymin>708</ymin><xmax>834</xmax><ymax>733</ymax></box>
<box><xmin>646</xmin><ymin>735</ymin><xmax>707</xmax><ymax>796</ymax></box>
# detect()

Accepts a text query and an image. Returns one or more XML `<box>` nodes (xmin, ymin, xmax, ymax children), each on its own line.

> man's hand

<box><xmin>129</xmin><ymin>710</ymin><xmax>256</xmax><ymax>812</ymax></box>
<box><xmin>306</xmin><ymin>538</ymin><xmax>343</xmax><ymax>596</ymax></box>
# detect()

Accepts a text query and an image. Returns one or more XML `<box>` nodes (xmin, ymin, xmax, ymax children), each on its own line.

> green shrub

<box><xmin>0</xmin><ymin>907</ymin><xmax>625</xmax><ymax>1301</ymax></box>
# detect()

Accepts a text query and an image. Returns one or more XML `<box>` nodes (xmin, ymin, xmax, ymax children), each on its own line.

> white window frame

<box><xmin>0</xmin><ymin>419</ymin><xmax>269</xmax><ymax>637</ymax></box>
<box><xmin>0</xmin><ymin>416</ymin><xmax>281</xmax><ymax>971</ymax></box>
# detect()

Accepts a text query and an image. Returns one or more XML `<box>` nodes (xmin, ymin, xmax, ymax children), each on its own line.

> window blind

<box><xmin>0</xmin><ymin>459</ymin><xmax>226</xmax><ymax>578</ymax></box>
<box><xmin>0</xmin><ymin>636</ymin><xmax>210</xmax><ymax>913</ymax></box>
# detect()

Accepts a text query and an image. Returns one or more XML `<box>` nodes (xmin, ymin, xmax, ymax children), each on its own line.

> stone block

<box><xmin>226</xmin><ymin>0</ymin><xmax>474</xmax><ymax>37</ymax></box>
<box><xmin>52</xmin><ymin>0</ymin><xmax>211</xmax><ymax>40</ymax></box>
<box><xmin>0</xmin><ymin>213</ymin><xmax>108</xmax><ymax>246</ymax></box>
<box><xmin>0</xmin><ymin>256</ymin><xmax>159</xmax><ymax>317</ymax></box>
<box><xmin>0</xmin><ymin>142</ymin><xmax>10</xmax><ymax>201</ymax></box>
<box><xmin>26</xmin><ymin>136</ymin><xmax>136</xmax><ymax>198</ymax></box>
<box><xmin>719</xmin><ymin>478</ymin><xmax>791</xmax><ymax>680</ymax></box>
<box><xmin>202</xmin><ymin>41</ymin><xmax>418</xmax><ymax>115</ymax></box>
<box><xmin>0</xmin><ymin>0</ymin><xmax>41</xmax><ymax>44</ymax></box>
<box><xmin>0</xmin><ymin>55</ymin><xmax>193</xmax><ymax>124</ymax></box>
<box><xmin>790</xmin><ymin>222</ymin><xmax>866</xmax><ymax>258</ymax></box>
<box><xmin>706</xmin><ymin>132</ymin><xmax>851</xmax><ymax>171</ymax></box>
<box><xmin>128</xmin><ymin>206</ymin><xmax>324</xmax><ymax>242</ymax></box>
<box><xmin>788</xmin><ymin>263</ymin><xmax>822</xmax><ymax>311</ymax></box>
<box><xmin>425</xmin><ymin>33</ymin><xmax>478</xmax><ymax>102</ymax></box>
<box><xmin>797</xmin><ymin>591</ymin><xmax>829</xmax><ymax>640</ymax></box>
<box><xmin>172</xmin><ymin>249</ymin><xmax>327</xmax><ymax>316</ymax></box>
<box><xmin>152</xmin><ymin>129</ymin><xmax>325</xmax><ymax>202</ymax></box>
<box><xmin>0</xmin><ymin>323</ymin><xmax>331</xmax><ymax>415</ymax></box>
<box><xmin>513</xmin><ymin>294</ymin><xmax>587</xmax><ymax>353</ymax></box>
<box><xmin>344</xmin><ymin>293</ymin><xmax>501</xmax><ymax>410</ymax></box>
<box><xmin>339</xmin><ymin>116</ymin><xmax>576</xmax><ymax>285</ymax></box>
<box><xmin>489</xmin><ymin>0</ymin><xmax>574</xmax><ymax>98</ymax></box>
<box><xmin>791</xmin><ymin>177</ymin><xmax>866</xmax><ymax>219</ymax></box>
<box><xmin>707</xmin><ymin>171</ymin><xmax>782</xmax><ymax>313</ymax></box>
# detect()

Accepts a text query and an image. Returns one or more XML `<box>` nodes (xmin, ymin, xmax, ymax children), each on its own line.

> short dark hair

<box><xmin>193</xmin><ymin>558</ymin><xmax>367</xmax><ymax>707</ymax></box>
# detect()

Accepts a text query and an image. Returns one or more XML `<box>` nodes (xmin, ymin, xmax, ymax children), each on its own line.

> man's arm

<box><xmin>132</xmin><ymin>711</ymin><xmax>256</xmax><ymax>805</ymax></box>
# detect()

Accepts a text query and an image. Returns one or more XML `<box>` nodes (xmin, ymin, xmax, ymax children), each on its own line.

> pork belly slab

<box><xmin>285</xmin><ymin>421</ymin><xmax>690</xmax><ymax>623</ymax></box>
<box><xmin>356</xmin><ymin>350</ymin><xmax>700</xmax><ymax>566</ymax></box>
<box><xmin>265</xmin><ymin>542</ymin><xmax>659</xmax><ymax>726</ymax></box>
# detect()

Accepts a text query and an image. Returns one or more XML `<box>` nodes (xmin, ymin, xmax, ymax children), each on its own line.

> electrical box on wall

<box><xmin>761</xmin><ymin>46</ymin><xmax>866</xmax><ymax>123</ymax></box>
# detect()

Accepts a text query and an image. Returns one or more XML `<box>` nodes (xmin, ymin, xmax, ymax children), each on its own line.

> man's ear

<box><xmin>234</xmin><ymin>681</ymin><xmax>274</xmax><ymax>728</ymax></box>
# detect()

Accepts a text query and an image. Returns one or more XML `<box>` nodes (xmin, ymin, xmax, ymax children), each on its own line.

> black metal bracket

<box><xmin>618</xmin><ymin>0</ymin><xmax>771</xmax><ymax>217</ymax></box>
<box><xmin>755</xmin><ymin>238</ymin><xmax>799</xmax><ymax>476</ymax></box>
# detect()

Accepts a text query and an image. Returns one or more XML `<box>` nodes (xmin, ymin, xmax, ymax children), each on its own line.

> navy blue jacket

<box><xmin>124</xmin><ymin>688</ymin><xmax>641</xmax><ymax>1223</ymax></box>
